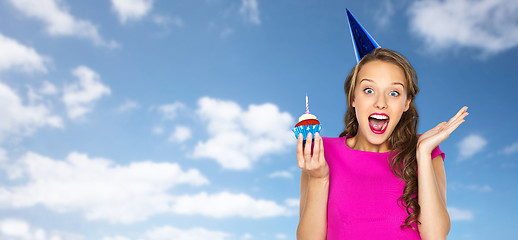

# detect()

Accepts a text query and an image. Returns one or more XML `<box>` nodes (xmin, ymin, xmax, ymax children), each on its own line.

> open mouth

<box><xmin>368</xmin><ymin>113</ymin><xmax>389</xmax><ymax>134</ymax></box>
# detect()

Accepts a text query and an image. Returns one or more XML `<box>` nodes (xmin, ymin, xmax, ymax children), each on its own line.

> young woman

<box><xmin>296</xmin><ymin>48</ymin><xmax>468</xmax><ymax>239</ymax></box>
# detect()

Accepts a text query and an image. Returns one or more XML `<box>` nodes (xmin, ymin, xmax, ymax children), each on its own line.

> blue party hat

<box><xmin>346</xmin><ymin>9</ymin><xmax>380</xmax><ymax>63</ymax></box>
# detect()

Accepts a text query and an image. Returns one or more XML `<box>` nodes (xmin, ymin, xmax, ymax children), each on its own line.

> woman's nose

<box><xmin>375</xmin><ymin>95</ymin><xmax>387</xmax><ymax>109</ymax></box>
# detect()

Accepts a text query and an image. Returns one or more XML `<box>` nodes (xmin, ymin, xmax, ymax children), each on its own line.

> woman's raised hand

<box><xmin>418</xmin><ymin>106</ymin><xmax>469</xmax><ymax>154</ymax></box>
<box><xmin>297</xmin><ymin>132</ymin><xmax>329</xmax><ymax>179</ymax></box>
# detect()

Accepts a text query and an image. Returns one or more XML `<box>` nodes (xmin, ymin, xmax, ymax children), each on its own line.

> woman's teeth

<box><xmin>370</xmin><ymin>114</ymin><xmax>388</xmax><ymax>120</ymax></box>
<box><xmin>368</xmin><ymin>115</ymin><xmax>389</xmax><ymax>134</ymax></box>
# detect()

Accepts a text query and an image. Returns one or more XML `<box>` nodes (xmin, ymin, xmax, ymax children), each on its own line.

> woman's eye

<box><xmin>364</xmin><ymin>88</ymin><xmax>374</xmax><ymax>94</ymax></box>
<box><xmin>389</xmin><ymin>91</ymin><xmax>400</xmax><ymax>97</ymax></box>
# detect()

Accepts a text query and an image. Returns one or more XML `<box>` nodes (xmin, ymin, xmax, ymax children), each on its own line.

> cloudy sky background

<box><xmin>0</xmin><ymin>0</ymin><xmax>517</xmax><ymax>239</ymax></box>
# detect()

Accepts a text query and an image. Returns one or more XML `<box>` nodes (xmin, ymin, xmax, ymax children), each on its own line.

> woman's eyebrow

<box><xmin>360</xmin><ymin>79</ymin><xmax>404</xmax><ymax>87</ymax></box>
<box><xmin>359</xmin><ymin>79</ymin><xmax>374</xmax><ymax>84</ymax></box>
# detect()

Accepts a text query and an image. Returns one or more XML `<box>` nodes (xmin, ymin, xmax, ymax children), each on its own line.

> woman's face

<box><xmin>352</xmin><ymin>60</ymin><xmax>411</xmax><ymax>145</ymax></box>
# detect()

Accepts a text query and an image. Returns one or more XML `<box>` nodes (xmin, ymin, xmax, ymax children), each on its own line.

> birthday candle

<box><xmin>305</xmin><ymin>94</ymin><xmax>310</xmax><ymax>114</ymax></box>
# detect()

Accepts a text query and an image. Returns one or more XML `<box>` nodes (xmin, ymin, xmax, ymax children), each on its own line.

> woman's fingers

<box><xmin>297</xmin><ymin>132</ymin><xmax>327</xmax><ymax>178</ymax></box>
<box><xmin>448</xmin><ymin>106</ymin><xmax>468</xmax><ymax>124</ymax></box>
<box><xmin>448</xmin><ymin>119</ymin><xmax>466</xmax><ymax>135</ymax></box>
<box><xmin>418</xmin><ymin>106</ymin><xmax>469</xmax><ymax>153</ymax></box>
<box><xmin>446</xmin><ymin>110</ymin><xmax>469</xmax><ymax>130</ymax></box>
<box><xmin>434</xmin><ymin>122</ymin><xmax>447</xmax><ymax>130</ymax></box>
<box><xmin>445</xmin><ymin>115</ymin><xmax>467</xmax><ymax>135</ymax></box>
<box><xmin>293</xmin><ymin>132</ymin><xmax>328</xmax><ymax>179</ymax></box>
<box><xmin>296</xmin><ymin>133</ymin><xmax>304</xmax><ymax>169</ymax></box>
<box><xmin>303</xmin><ymin>132</ymin><xmax>313</xmax><ymax>166</ymax></box>
<box><xmin>318</xmin><ymin>133</ymin><xmax>325</xmax><ymax>165</ymax></box>
<box><xmin>460</xmin><ymin>111</ymin><xmax>469</xmax><ymax>120</ymax></box>
<box><xmin>451</xmin><ymin>112</ymin><xmax>469</xmax><ymax>126</ymax></box>
<box><xmin>437</xmin><ymin>109</ymin><xmax>469</xmax><ymax>139</ymax></box>
<box><xmin>313</xmin><ymin>133</ymin><xmax>321</xmax><ymax>165</ymax></box>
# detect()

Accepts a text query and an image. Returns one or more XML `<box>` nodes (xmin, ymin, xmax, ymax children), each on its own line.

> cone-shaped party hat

<box><xmin>346</xmin><ymin>9</ymin><xmax>380</xmax><ymax>63</ymax></box>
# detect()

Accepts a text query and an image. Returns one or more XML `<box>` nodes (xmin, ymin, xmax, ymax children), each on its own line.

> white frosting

<box><xmin>298</xmin><ymin>113</ymin><xmax>317</xmax><ymax>122</ymax></box>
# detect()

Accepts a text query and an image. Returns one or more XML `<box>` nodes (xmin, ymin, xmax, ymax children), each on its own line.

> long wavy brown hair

<box><xmin>339</xmin><ymin>48</ymin><xmax>421</xmax><ymax>231</ymax></box>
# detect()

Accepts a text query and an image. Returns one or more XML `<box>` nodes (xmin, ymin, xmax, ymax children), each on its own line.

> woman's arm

<box><xmin>416</xmin><ymin>152</ymin><xmax>450</xmax><ymax>240</ymax></box>
<box><xmin>296</xmin><ymin>132</ymin><xmax>329</xmax><ymax>240</ymax></box>
<box><xmin>298</xmin><ymin>176</ymin><xmax>329</xmax><ymax>240</ymax></box>
<box><xmin>416</xmin><ymin>106</ymin><xmax>468</xmax><ymax>239</ymax></box>
<box><xmin>299</xmin><ymin>170</ymin><xmax>309</xmax><ymax>217</ymax></box>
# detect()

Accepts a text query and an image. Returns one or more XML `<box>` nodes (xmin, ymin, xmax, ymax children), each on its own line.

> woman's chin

<box><xmin>363</xmin><ymin>128</ymin><xmax>394</xmax><ymax>145</ymax></box>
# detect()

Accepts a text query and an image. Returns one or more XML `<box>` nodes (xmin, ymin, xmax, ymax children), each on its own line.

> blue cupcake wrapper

<box><xmin>292</xmin><ymin>124</ymin><xmax>322</xmax><ymax>140</ymax></box>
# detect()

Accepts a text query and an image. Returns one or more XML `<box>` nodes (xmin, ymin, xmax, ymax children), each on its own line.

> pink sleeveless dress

<box><xmin>323</xmin><ymin>136</ymin><xmax>445</xmax><ymax>239</ymax></box>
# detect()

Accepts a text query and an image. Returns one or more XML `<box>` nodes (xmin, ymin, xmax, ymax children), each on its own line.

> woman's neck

<box><xmin>346</xmin><ymin>134</ymin><xmax>391</xmax><ymax>153</ymax></box>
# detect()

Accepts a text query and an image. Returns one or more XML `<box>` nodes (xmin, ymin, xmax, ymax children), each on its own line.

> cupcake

<box><xmin>292</xmin><ymin>95</ymin><xmax>322</xmax><ymax>141</ymax></box>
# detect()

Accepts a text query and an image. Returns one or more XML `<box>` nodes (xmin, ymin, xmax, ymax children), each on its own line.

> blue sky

<box><xmin>0</xmin><ymin>0</ymin><xmax>517</xmax><ymax>239</ymax></box>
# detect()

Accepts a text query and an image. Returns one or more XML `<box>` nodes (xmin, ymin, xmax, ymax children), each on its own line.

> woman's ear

<box><xmin>404</xmin><ymin>99</ymin><xmax>411</xmax><ymax>112</ymax></box>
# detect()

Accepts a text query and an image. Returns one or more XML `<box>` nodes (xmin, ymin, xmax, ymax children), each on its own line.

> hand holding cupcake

<box><xmin>292</xmin><ymin>95</ymin><xmax>322</xmax><ymax>141</ymax></box>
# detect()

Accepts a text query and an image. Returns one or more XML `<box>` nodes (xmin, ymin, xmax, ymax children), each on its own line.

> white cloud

<box><xmin>465</xmin><ymin>184</ymin><xmax>492</xmax><ymax>192</ymax></box>
<box><xmin>157</xmin><ymin>102</ymin><xmax>185</xmax><ymax>120</ymax></box>
<box><xmin>0</xmin><ymin>218</ymin><xmax>84</xmax><ymax>240</ymax></box>
<box><xmin>241</xmin><ymin>233</ymin><xmax>253</xmax><ymax>240</ymax></box>
<box><xmin>457</xmin><ymin>134</ymin><xmax>487</xmax><ymax>161</ymax></box>
<box><xmin>143</xmin><ymin>226</ymin><xmax>231</xmax><ymax>240</ymax></box>
<box><xmin>408</xmin><ymin>0</ymin><xmax>518</xmax><ymax>55</ymax></box>
<box><xmin>449</xmin><ymin>182</ymin><xmax>492</xmax><ymax>193</ymax></box>
<box><xmin>220</xmin><ymin>28</ymin><xmax>234</xmax><ymax>39</ymax></box>
<box><xmin>152</xmin><ymin>126</ymin><xmax>164</xmax><ymax>135</ymax></box>
<box><xmin>105</xmin><ymin>226</ymin><xmax>233</xmax><ymax>240</ymax></box>
<box><xmin>0</xmin><ymin>148</ymin><xmax>6</xmax><ymax>163</ymax></box>
<box><xmin>0</xmin><ymin>219</ymin><xmax>29</xmax><ymax>239</ymax></box>
<box><xmin>151</xmin><ymin>15</ymin><xmax>184</xmax><ymax>37</ymax></box>
<box><xmin>8</xmin><ymin>0</ymin><xmax>117</xmax><ymax>48</ymax></box>
<box><xmin>448</xmin><ymin>207</ymin><xmax>474</xmax><ymax>221</ymax></box>
<box><xmin>39</xmin><ymin>81</ymin><xmax>58</xmax><ymax>95</ymax></box>
<box><xmin>169</xmin><ymin>125</ymin><xmax>192</xmax><ymax>143</ymax></box>
<box><xmin>0</xmin><ymin>151</ymin><xmax>295</xmax><ymax>222</ymax></box>
<box><xmin>0</xmin><ymin>82</ymin><xmax>62</xmax><ymax>142</ymax></box>
<box><xmin>153</xmin><ymin>15</ymin><xmax>184</xmax><ymax>27</ymax></box>
<box><xmin>275</xmin><ymin>233</ymin><xmax>288</xmax><ymax>240</ymax></box>
<box><xmin>63</xmin><ymin>66</ymin><xmax>111</xmax><ymax>119</ymax></box>
<box><xmin>0</xmin><ymin>33</ymin><xmax>50</xmax><ymax>73</ymax></box>
<box><xmin>268</xmin><ymin>171</ymin><xmax>293</xmax><ymax>179</ymax></box>
<box><xmin>284</xmin><ymin>198</ymin><xmax>299</xmax><ymax>209</ymax></box>
<box><xmin>103</xmin><ymin>236</ymin><xmax>131</xmax><ymax>240</ymax></box>
<box><xmin>117</xmin><ymin>99</ymin><xmax>140</xmax><ymax>112</ymax></box>
<box><xmin>0</xmin><ymin>151</ymin><xmax>209</xmax><ymax>224</ymax></box>
<box><xmin>374</xmin><ymin>0</ymin><xmax>394</xmax><ymax>27</ymax></box>
<box><xmin>503</xmin><ymin>141</ymin><xmax>518</xmax><ymax>155</ymax></box>
<box><xmin>27</xmin><ymin>81</ymin><xmax>59</xmax><ymax>105</ymax></box>
<box><xmin>193</xmin><ymin>97</ymin><xmax>294</xmax><ymax>170</ymax></box>
<box><xmin>171</xmin><ymin>191</ymin><xmax>292</xmax><ymax>218</ymax></box>
<box><xmin>239</xmin><ymin>0</ymin><xmax>261</xmax><ymax>25</ymax></box>
<box><xmin>111</xmin><ymin>0</ymin><xmax>154</xmax><ymax>24</ymax></box>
